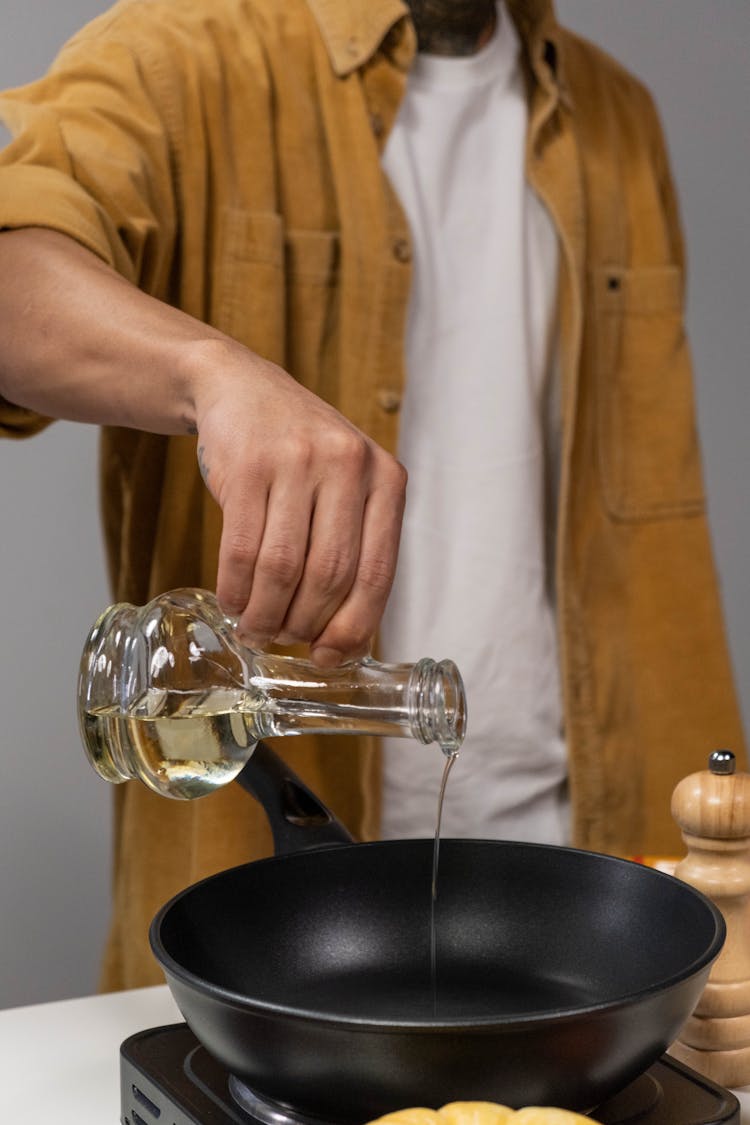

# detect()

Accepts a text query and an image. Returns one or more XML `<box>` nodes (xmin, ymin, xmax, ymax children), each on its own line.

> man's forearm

<box><xmin>0</xmin><ymin>226</ymin><xmax>223</xmax><ymax>434</ymax></box>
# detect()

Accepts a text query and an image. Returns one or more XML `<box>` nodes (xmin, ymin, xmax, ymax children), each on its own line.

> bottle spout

<box><xmin>408</xmin><ymin>658</ymin><xmax>467</xmax><ymax>755</ymax></box>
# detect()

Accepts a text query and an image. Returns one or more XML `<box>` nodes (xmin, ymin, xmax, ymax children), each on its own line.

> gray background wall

<box><xmin>0</xmin><ymin>1</ymin><xmax>748</xmax><ymax>1009</ymax></box>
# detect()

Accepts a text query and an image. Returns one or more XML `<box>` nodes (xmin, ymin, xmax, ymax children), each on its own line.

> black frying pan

<box><xmin>151</xmin><ymin>743</ymin><xmax>724</xmax><ymax>1120</ymax></box>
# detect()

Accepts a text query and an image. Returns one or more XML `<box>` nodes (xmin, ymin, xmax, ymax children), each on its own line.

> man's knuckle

<box><xmin>281</xmin><ymin>434</ymin><xmax>315</xmax><ymax>472</ymax></box>
<box><xmin>385</xmin><ymin>456</ymin><xmax>408</xmax><ymax>492</ymax></box>
<box><xmin>257</xmin><ymin>541</ymin><xmax>303</xmax><ymax>586</ymax></box>
<box><xmin>223</xmin><ymin>532</ymin><xmax>257</xmax><ymax>568</ymax></box>
<box><xmin>311</xmin><ymin>546</ymin><xmax>357</xmax><ymax>595</ymax></box>
<box><xmin>376</xmin><ymin>462</ymin><xmax>407</xmax><ymax>512</ymax></box>
<box><xmin>329</xmin><ymin>429</ymin><xmax>369</xmax><ymax>471</ymax></box>
<box><xmin>358</xmin><ymin>555</ymin><xmax>394</xmax><ymax>595</ymax></box>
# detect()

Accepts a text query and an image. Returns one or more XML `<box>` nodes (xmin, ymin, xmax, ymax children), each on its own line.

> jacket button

<box><xmin>377</xmin><ymin>389</ymin><xmax>402</xmax><ymax>414</ymax></box>
<box><xmin>370</xmin><ymin>112</ymin><xmax>384</xmax><ymax>138</ymax></box>
<box><xmin>392</xmin><ymin>237</ymin><xmax>411</xmax><ymax>263</ymax></box>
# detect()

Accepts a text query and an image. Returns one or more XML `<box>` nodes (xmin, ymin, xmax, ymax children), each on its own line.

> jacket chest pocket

<box><xmin>211</xmin><ymin>208</ymin><xmax>340</xmax><ymax>388</ymax></box>
<box><xmin>284</xmin><ymin>227</ymin><xmax>341</xmax><ymax>396</ymax></box>
<box><xmin>211</xmin><ymin>209</ymin><xmax>285</xmax><ymax>362</ymax></box>
<box><xmin>593</xmin><ymin>265</ymin><xmax>705</xmax><ymax>522</ymax></box>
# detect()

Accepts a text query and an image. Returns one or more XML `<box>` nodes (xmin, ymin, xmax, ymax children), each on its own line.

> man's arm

<box><xmin>0</xmin><ymin>227</ymin><xmax>407</xmax><ymax>665</ymax></box>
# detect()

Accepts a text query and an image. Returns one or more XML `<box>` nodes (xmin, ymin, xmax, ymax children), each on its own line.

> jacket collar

<box><xmin>305</xmin><ymin>0</ymin><xmax>565</xmax><ymax>98</ymax></box>
<box><xmin>304</xmin><ymin>0</ymin><xmax>413</xmax><ymax>77</ymax></box>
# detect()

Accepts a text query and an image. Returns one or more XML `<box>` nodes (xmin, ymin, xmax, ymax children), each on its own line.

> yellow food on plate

<box><xmin>366</xmin><ymin>1102</ymin><xmax>601</xmax><ymax>1125</ymax></box>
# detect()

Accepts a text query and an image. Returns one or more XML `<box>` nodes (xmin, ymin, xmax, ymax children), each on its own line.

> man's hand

<box><xmin>189</xmin><ymin>342</ymin><xmax>407</xmax><ymax>666</ymax></box>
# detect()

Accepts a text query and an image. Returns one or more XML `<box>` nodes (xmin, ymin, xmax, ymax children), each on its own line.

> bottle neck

<box><xmin>249</xmin><ymin>654</ymin><xmax>466</xmax><ymax>754</ymax></box>
<box><xmin>407</xmin><ymin>658</ymin><xmax>466</xmax><ymax>753</ymax></box>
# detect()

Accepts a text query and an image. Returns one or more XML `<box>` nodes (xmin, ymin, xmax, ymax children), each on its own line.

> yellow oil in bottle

<box><xmin>82</xmin><ymin>688</ymin><xmax>266</xmax><ymax>798</ymax></box>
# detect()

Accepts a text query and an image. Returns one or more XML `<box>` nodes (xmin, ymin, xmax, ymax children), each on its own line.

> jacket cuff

<box><xmin>0</xmin><ymin>395</ymin><xmax>52</xmax><ymax>439</ymax></box>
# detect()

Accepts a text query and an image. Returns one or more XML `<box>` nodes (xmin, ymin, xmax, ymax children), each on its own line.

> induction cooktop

<box><xmin>120</xmin><ymin>1023</ymin><xmax>740</xmax><ymax>1125</ymax></box>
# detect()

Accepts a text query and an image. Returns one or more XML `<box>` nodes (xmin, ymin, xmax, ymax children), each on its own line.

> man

<box><xmin>0</xmin><ymin>0</ymin><xmax>744</xmax><ymax>990</ymax></box>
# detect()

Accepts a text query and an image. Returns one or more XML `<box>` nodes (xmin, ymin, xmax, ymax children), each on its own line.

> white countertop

<box><xmin>0</xmin><ymin>985</ymin><xmax>181</xmax><ymax>1122</ymax></box>
<box><xmin>2</xmin><ymin>984</ymin><xmax>750</xmax><ymax>1122</ymax></box>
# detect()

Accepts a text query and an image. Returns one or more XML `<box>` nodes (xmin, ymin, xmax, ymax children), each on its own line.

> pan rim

<box><xmin>149</xmin><ymin>838</ymin><xmax>726</xmax><ymax>1032</ymax></box>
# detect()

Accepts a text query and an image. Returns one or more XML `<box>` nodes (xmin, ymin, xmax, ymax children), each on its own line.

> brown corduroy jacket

<box><xmin>0</xmin><ymin>0</ymin><xmax>745</xmax><ymax>991</ymax></box>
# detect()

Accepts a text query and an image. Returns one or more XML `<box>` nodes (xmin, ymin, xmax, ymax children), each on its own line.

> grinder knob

<box><xmin>670</xmin><ymin>749</ymin><xmax>750</xmax><ymax>1087</ymax></box>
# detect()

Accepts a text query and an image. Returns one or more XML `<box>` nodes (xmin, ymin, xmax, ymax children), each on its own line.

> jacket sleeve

<box><xmin>0</xmin><ymin>9</ymin><xmax>180</xmax><ymax>437</ymax></box>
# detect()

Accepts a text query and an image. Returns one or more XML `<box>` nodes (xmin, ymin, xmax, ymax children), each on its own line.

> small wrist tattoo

<box><xmin>197</xmin><ymin>444</ymin><xmax>210</xmax><ymax>484</ymax></box>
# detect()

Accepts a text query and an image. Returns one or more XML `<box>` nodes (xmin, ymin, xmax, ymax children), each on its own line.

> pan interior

<box><xmin>155</xmin><ymin>839</ymin><xmax>721</xmax><ymax>1025</ymax></box>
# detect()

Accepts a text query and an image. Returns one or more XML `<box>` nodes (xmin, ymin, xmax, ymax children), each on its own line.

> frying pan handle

<box><xmin>235</xmin><ymin>741</ymin><xmax>355</xmax><ymax>854</ymax></box>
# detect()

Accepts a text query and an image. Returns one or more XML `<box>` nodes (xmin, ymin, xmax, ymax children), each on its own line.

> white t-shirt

<box><xmin>378</xmin><ymin>4</ymin><xmax>569</xmax><ymax>844</ymax></box>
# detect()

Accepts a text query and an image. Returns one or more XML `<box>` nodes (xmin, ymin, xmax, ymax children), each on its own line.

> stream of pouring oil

<box><xmin>430</xmin><ymin>750</ymin><xmax>458</xmax><ymax>1016</ymax></box>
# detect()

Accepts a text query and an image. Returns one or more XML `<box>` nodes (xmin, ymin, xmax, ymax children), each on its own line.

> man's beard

<box><xmin>406</xmin><ymin>0</ymin><xmax>498</xmax><ymax>56</ymax></box>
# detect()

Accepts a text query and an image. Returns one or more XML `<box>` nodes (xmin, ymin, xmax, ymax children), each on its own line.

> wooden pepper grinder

<box><xmin>670</xmin><ymin>749</ymin><xmax>750</xmax><ymax>1087</ymax></box>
